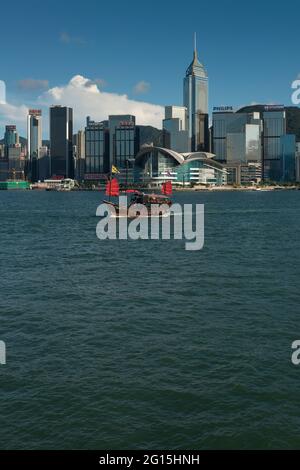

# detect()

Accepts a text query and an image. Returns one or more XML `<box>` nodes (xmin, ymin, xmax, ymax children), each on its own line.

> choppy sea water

<box><xmin>0</xmin><ymin>190</ymin><xmax>300</xmax><ymax>450</ymax></box>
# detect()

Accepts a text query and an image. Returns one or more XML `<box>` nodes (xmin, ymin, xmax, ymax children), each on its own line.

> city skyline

<box><xmin>1</xmin><ymin>0</ymin><xmax>300</xmax><ymax>137</ymax></box>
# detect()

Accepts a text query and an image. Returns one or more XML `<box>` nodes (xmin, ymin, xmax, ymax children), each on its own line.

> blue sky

<box><xmin>0</xmin><ymin>0</ymin><xmax>299</xmax><ymax>136</ymax></box>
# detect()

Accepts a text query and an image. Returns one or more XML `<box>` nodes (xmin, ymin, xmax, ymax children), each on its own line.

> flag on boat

<box><xmin>111</xmin><ymin>165</ymin><xmax>120</xmax><ymax>174</ymax></box>
<box><xmin>161</xmin><ymin>180</ymin><xmax>172</xmax><ymax>196</ymax></box>
<box><xmin>105</xmin><ymin>178</ymin><xmax>119</xmax><ymax>196</ymax></box>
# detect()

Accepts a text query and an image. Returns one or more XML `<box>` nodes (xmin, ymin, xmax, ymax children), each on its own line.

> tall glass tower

<box><xmin>50</xmin><ymin>106</ymin><xmax>73</xmax><ymax>178</ymax></box>
<box><xmin>183</xmin><ymin>34</ymin><xmax>209</xmax><ymax>152</ymax></box>
<box><xmin>4</xmin><ymin>125</ymin><xmax>19</xmax><ymax>147</ymax></box>
<box><xmin>27</xmin><ymin>109</ymin><xmax>42</xmax><ymax>182</ymax></box>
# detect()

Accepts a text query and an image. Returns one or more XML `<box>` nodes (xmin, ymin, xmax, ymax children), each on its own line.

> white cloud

<box><xmin>133</xmin><ymin>80</ymin><xmax>151</xmax><ymax>95</ymax></box>
<box><xmin>39</xmin><ymin>75</ymin><xmax>163</xmax><ymax>129</ymax></box>
<box><xmin>0</xmin><ymin>75</ymin><xmax>164</xmax><ymax>138</ymax></box>
<box><xmin>0</xmin><ymin>102</ymin><xmax>28</xmax><ymax>133</ymax></box>
<box><xmin>85</xmin><ymin>78</ymin><xmax>107</xmax><ymax>89</ymax></box>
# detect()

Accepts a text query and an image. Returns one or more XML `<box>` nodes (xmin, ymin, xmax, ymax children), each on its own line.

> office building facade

<box><xmin>74</xmin><ymin>130</ymin><xmax>86</xmax><ymax>181</ymax></box>
<box><xmin>108</xmin><ymin>115</ymin><xmax>140</xmax><ymax>184</ymax></box>
<box><xmin>85</xmin><ymin>117</ymin><xmax>109</xmax><ymax>180</ymax></box>
<box><xmin>280</xmin><ymin>134</ymin><xmax>296</xmax><ymax>183</ymax></box>
<box><xmin>213</xmin><ymin>109</ymin><xmax>264</xmax><ymax>185</ymax></box>
<box><xmin>109</xmin><ymin>115</ymin><xmax>139</xmax><ymax>169</ymax></box>
<box><xmin>84</xmin><ymin>118</ymin><xmax>109</xmax><ymax>181</ymax></box>
<box><xmin>1</xmin><ymin>125</ymin><xmax>26</xmax><ymax>180</ymax></box>
<box><xmin>37</xmin><ymin>146</ymin><xmax>50</xmax><ymax>181</ymax></box>
<box><xmin>225</xmin><ymin>161</ymin><xmax>262</xmax><ymax>185</ymax></box>
<box><xmin>213</xmin><ymin>106</ymin><xmax>297</xmax><ymax>183</ymax></box>
<box><xmin>262</xmin><ymin>109</ymin><xmax>287</xmax><ymax>181</ymax></box>
<box><xmin>81</xmin><ymin>114</ymin><xmax>140</xmax><ymax>183</ymax></box>
<box><xmin>4</xmin><ymin>125</ymin><xmax>19</xmax><ymax>150</ymax></box>
<box><xmin>7</xmin><ymin>145</ymin><xmax>26</xmax><ymax>180</ymax></box>
<box><xmin>213</xmin><ymin>110</ymin><xmax>262</xmax><ymax>163</ymax></box>
<box><xmin>163</xmin><ymin>106</ymin><xmax>189</xmax><ymax>153</ymax></box>
<box><xmin>27</xmin><ymin>109</ymin><xmax>42</xmax><ymax>182</ymax></box>
<box><xmin>50</xmin><ymin>106</ymin><xmax>73</xmax><ymax>178</ymax></box>
<box><xmin>296</xmin><ymin>143</ymin><xmax>300</xmax><ymax>182</ymax></box>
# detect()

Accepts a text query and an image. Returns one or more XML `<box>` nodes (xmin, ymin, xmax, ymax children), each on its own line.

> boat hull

<box><xmin>103</xmin><ymin>200</ymin><xmax>171</xmax><ymax>218</ymax></box>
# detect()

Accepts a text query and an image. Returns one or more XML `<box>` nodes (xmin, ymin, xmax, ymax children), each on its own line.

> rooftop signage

<box><xmin>29</xmin><ymin>109</ymin><xmax>42</xmax><ymax>116</ymax></box>
<box><xmin>263</xmin><ymin>105</ymin><xmax>284</xmax><ymax>111</ymax></box>
<box><xmin>213</xmin><ymin>106</ymin><xmax>234</xmax><ymax>112</ymax></box>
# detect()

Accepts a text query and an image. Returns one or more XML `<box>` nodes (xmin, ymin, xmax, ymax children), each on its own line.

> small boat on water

<box><xmin>45</xmin><ymin>178</ymin><xmax>76</xmax><ymax>191</ymax></box>
<box><xmin>103</xmin><ymin>179</ymin><xmax>172</xmax><ymax>218</ymax></box>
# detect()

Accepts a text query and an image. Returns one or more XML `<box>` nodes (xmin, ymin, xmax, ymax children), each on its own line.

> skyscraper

<box><xmin>27</xmin><ymin>109</ymin><xmax>42</xmax><ymax>182</ymax></box>
<box><xmin>38</xmin><ymin>146</ymin><xmax>50</xmax><ymax>182</ymax></box>
<box><xmin>183</xmin><ymin>34</ymin><xmax>209</xmax><ymax>152</ymax></box>
<box><xmin>109</xmin><ymin>115</ymin><xmax>139</xmax><ymax>169</ymax></box>
<box><xmin>280</xmin><ymin>134</ymin><xmax>296</xmax><ymax>183</ymax></box>
<box><xmin>163</xmin><ymin>106</ymin><xmax>189</xmax><ymax>153</ymax></box>
<box><xmin>4</xmin><ymin>125</ymin><xmax>19</xmax><ymax>148</ymax></box>
<box><xmin>262</xmin><ymin>108</ymin><xmax>286</xmax><ymax>181</ymax></box>
<box><xmin>75</xmin><ymin>129</ymin><xmax>86</xmax><ymax>181</ymax></box>
<box><xmin>212</xmin><ymin>110</ymin><xmax>262</xmax><ymax>163</ymax></box>
<box><xmin>3</xmin><ymin>125</ymin><xmax>26</xmax><ymax>181</ymax></box>
<box><xmin>50</xmin><ymin>106</ymin><xmax>73</xmax><ymax>178</ymax></box>
<box><xmin>85</xmin><ymin>117</ymin><xmax>109</xmax><ymax>179</ymax></box>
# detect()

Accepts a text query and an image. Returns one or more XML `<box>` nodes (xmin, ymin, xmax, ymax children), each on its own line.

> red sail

<box><xmin>162</xmin><ymin>180</ymin><xmax>172</xmax><ymax>196</ymax></box>
<box><xmin>105</xmin><ymin>178</ymin><xmax>119</xmax><ymax>196</ymax></box>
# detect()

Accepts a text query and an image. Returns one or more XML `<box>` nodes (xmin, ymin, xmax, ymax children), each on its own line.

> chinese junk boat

<box><xmin>103</xmin><ymin>178</ymin><xmax>173</xmax><ymax>218</ymax></box>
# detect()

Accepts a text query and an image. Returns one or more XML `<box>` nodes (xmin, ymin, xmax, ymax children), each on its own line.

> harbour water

<box><xmin>0</xmin><ymin>190</ymin><xmax>300</xmax><ymax>449</ymax></box>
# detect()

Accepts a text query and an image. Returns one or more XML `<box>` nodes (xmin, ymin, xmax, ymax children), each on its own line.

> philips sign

<box><xmin>213</xmin><ymin>106</ymin><xmax>234</xmax><ymax>112</ymax></box>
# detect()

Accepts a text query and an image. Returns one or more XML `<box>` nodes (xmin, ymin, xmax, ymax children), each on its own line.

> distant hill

<box><xmin>238</xmin><ymin>105</ymin><xmax>300</xmax><ymax>141</ymax></box>
<box><xmin>0</xmin><ymin>136</ymin><xmax>27</xmax><ymax>147</ymax></box>
<box><xmin>137</xmin><ymin>125</ymin><xmax>163</xmax><ymax>147</ymax></box>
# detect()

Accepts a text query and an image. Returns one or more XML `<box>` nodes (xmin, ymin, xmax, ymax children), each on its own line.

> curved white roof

<box><xmin>135</xmin><ymin>146</ymin><xmax>218</xmax><ymax>166</ymax></box>
<box><xmin>135</xmin><ymin>146</ymin><xmax>185</xmax><ymax>164</ymax></box>
<box><xmin>185</xmin><ymin>152</ymin><xmax>216</xmax><ymax>161</ymax></box>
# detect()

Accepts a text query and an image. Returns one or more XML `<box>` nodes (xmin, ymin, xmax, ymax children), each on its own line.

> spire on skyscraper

<box><xmin>186</xmin><ymin>33</ymin><xmax>207</xmax><ymax>78</ymax></box>
<box><xmin>183</xmin><ymin>32</ymin><xmax>209</xmax><ymax>151</ymax></box>
<box><xmin>193</xmin><ymin>32</ymin><xmax>197</xmax><ymax>60</ymax></box>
